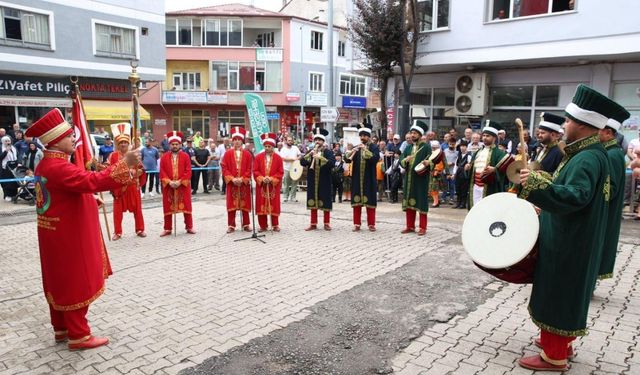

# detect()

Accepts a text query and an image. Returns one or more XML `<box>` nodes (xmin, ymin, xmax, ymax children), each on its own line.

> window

<box><xmin>487</xmin><ymin>0</ymin><xmax>575</xmax><ymax>21</ymax></box>
<box><xmin>0</xmin><ymin>5</ymin><xmax>51</xmax><ymax>47</ymax></box>
<box><xmin>211</xmin><ymin>62</ymin><xmax>228</xmax><ymax>90</ymax></box>
<box><xmin>203</xmin><ymin>19</ymin><xmax>219</xmax><ymax>46</ymax></box>
<box><xmin>172</xmin><ymin>72</ymin><xmax>201</xmax><ymax>90</ymax></box>
<box><xmin>178</xmin><ymin>19</ymin><xmax>191</xmax><ymax>45</ymax></box>
<box><xmin>418</xmin><ymin>0</ymin><xmax>449</xmax><ymax>31</ymax></box>
<box><xmin>166</xmin><ymin>18</ymin><xmax>242</xmax><ymax>46</ymax></box>
<box><xmin>257</xmin><ymin>31</ymin><xmax>274</xmax><ymax>47</ymax></box>
<box><xmin>338</xmin><ymin>40</ymin><xmax>345</xmax><ymax>57</ymax></box>
<box><xmin>94</xmin><ymin>22</ymin><xmax>136</xmax><ymax>59</ymax></box>
<box><xmin>489</xmin><ymin>84</ymin><xmax>563</xmax><ymax>136</ymax></box>
<box><xmin>309</xmin><ymin>72</ymin><xmax>324</xmax><ymax>92</ymax></box>
<box><xmin>311</xmin><ymin>30</ymin><xmax>323</xmax><ymax>51</ymax></box>
<box><xmin>211</xmin><ymin>61</ymin><xmax>282</xmax><ymax>92</ymax></box>
<box><xmin>218</xmin><ymin>110</ymin><xmax>246</xmax><ymax>136</ymax></box>
<box><xmin>173</xmin><ymin>110</ymin><xmax>210</xmax><ymax>139</ymax></box>
<box><xmin>339</xmin><ymin>74</ymin><xmax>367</xmax><ymax>97</ymax></box>
<box><xmin>228</xmin><ymin>20</ymin><xmax>242</xmax><ymax>46</ymax></box>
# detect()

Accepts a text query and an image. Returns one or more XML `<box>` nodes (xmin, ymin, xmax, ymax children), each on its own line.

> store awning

<box><xmin>82</xmin><ymin>100</ymin><xmax>150</xmax><ymax>121</ymax></box>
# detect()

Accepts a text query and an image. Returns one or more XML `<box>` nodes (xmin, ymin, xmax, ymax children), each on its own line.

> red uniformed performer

<box><xmin>253</xmin><ymin>132</ymin><xmax>284</xmax><ymax>232</ymax></box>
<box><xmin>159</xmin><ymin>131</ymin><xmax>195</xmax><ymax>236</ymax></box>
<box><xmin>108</xmin><ymin>122</ymin><xmax>146</xmax><ymax>240</ymax></box>
<box><xmin>220</xmin><ymin>126</ymin><xmax>252</xmax><ymax>233</ymax></box>
<box><xmin>26</xmin><ymin>108</ymin><xmax>138</xmax><ymax>350</ymax></box>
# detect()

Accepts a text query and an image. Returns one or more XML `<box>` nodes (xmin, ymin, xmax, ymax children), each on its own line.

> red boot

<box><xmin>518</xmin><ymin>355</ymin><xmax>568</xmax><ymax>371</ymax></box>
<box><xmin>68</xmin><ymin>336</ymin><xmax>109</xmax><ymax>351</ymax></box>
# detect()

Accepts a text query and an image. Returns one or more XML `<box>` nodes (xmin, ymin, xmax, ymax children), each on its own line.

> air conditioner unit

<box><xmin>453</xmin><ymin>73</ymin><xmax>489</xmax><ymax>117</ymax></box>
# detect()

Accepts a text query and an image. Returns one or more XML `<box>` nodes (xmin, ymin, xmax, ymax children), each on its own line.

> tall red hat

<box><xmin>25</xmin><ymin>108</ymin><xmax>73</xmax><ymax>146</ymax></box>
<box><xmin>260</xmin><ymin>132</ymin><xmax>277</xmax><ymax>147</ymax></box>
<box><xmin>165</xmin><ymin>130</ymin><xmax>183</xmax><ymax>144</ymax></box>
<box><xmin>231</xmin><ymin>126</ymin><xmax>247</xmax><ymax>141</ymax></box>
<box><xmin>110</xmin><ymin>122</ymin><xmax>131</xmax><ymax>144</ymax></box>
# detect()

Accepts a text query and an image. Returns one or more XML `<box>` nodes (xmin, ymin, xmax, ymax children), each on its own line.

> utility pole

<box><xmin>326</xmin><ymin>0</ymin><xmax>335</xmax><ymax>143</ymax></box>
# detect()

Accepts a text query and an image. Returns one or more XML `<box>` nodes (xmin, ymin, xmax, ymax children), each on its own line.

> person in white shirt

<box><xmin>216</xmin><ymin>138</ymin><xmax>229</xmax><ymax>194</ymax></box>
<box><xmin>277</xmin><ymin>135</ymin><xmax>302</xmax><ymax>202</ymax></box>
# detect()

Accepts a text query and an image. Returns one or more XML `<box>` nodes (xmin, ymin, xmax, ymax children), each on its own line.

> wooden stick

<box><xmin>99</xmin><ymin>192</ymin><xmax>112</xmax><ymax>241</ymax></box>
<box><xmin>515</xmin><ymin>118</ymin><xmax>528</xmax><ymax>162</ymax></box>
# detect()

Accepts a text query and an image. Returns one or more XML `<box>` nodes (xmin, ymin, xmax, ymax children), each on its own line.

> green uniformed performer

<box><xmin>466</xmin><ymin>121</ymin><xmax>507</xmax><ymax>209</ymax></box>
<box><xmin>534</xmin><ymin>112</ymin><xmax>565</xmax><ymax>174</ymax></box>
<box><xmin>597</xmin><ymin>106</ymin><xmax>630</xmax><ymax>280</ymax></box>
<box><xmin>399</xmin><ymin>120</ymin><xmax>431</xmax><ymax>235</ymax></box>
<box><xmin>517</xmin><ymin>84</ymin><xmax>619</xmax><ymax>371</ymax></box>
<box><xmin>344</xmin><ymin>122</ymin><xmax>380</xmax><ymax>231</ymax></box>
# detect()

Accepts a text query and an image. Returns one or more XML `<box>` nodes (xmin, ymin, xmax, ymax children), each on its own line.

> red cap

<box><xmin>165</xmin><ymin>130</ymin><xmax>183</xmax><ymax>144</ymax></box>
<box><xmin>25</xmin><ymin>108</ymin><xmax>73</xmax><ymax>146</ymax></box>
<box><xmin>260</xmin><ymin>132</ymin><xmax>277</xmax><ymax>147</ymax></box>
<box><xmin>231</xmin><ymin>126</ymin><xmax>247</xmax><ymax>141</ymax></box>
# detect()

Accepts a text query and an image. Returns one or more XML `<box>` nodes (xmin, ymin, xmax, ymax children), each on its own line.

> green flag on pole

<box><xmin>243</xmin><ymin>93</ymin><xmax>270</xmax><ymax>154</ymax></box>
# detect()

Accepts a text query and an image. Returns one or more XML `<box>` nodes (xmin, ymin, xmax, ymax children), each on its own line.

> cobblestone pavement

<box><xmin>0</xmin><ymin>195</ymin><xmax>458</xmax><ymax>375</ymax></box>
<box><xmin>2</xmin><ymin>193</ymin><xmax>638</xmax><ymax>374</ymax></box>
<box><xmin>391</xmin><ymin>239</ymin><xmax>640</xmax><ymax>375</ymax></box>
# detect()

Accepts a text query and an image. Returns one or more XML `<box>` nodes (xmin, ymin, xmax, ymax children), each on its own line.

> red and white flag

<box><xmin>72</xmin><ymin>91</ymin><xmax>94</xmax><ymax>170</ymax></box>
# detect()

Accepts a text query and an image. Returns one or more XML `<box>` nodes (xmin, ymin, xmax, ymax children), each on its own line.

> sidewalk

<box><xmin>391</xmin><ymin>241</ymin><xmax>640</xmax><ymax>374</ymax></box>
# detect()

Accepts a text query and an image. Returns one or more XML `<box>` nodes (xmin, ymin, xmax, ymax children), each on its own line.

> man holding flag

<box><xmin>27</xmin><ymin>108</ymin><xmax>139</xmax><ymax>350</ymax></box>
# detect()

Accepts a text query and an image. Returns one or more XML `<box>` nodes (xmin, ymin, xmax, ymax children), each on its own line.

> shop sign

<box><xmin>305</xmin><ymin>92</ymin><xmax>328</xmax><ymax>106</ymax></box>
<box><xmin>256</xmin><ymin>48</ymin><xmax>283</xmax><ymax>62</ymax></box>
<box><xmin>267</xmin><ymin>112</ymin><xmax>280</xmax><ymax>120</ymax></box>
<box><xmin>0</xmin><ymin>74</ymin><xmax>131</xmax><ymax>99</ymax></box>
<box><xmin>208</xmin><ymin>91</ymin><xmax>228</xmax><ymax>104</ymax></box>
<box><xmin>162</xmin><ymin>91</ymin><xmax>208</xmax><ymax>103</ymax></box>
<box><xmin>0</xmin><ymin>96</ymin><xmax>72</xmax><ymax>107</ymax></box>
<box><xmin>286</xmin><ymin>92</ymin><xmax>301</xmax><ymax>102</ymax></box>
<box><xmin>342</xmin><ymin>96</ymin><xmax>367</xmax><ymax>109</ymax></box>
<box><xmin>154</xmin><ymin>118</ymin><xmax>167</xmax><ymax>126</ymax></box>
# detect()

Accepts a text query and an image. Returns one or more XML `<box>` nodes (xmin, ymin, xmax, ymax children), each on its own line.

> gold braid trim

<box><xmin>597</xmin><ymin>272</ymin><xmax>613</xmax><ymax>280</ymax></box>
<box><xmin>109</xmin><ymin>160</ymin><xmax>134</xmax><ymax>185</ymax></box>
<box><xmin>47</xmin><ymin>285</ymin><xmax>105</xmax><ymax>311</ymax></box>
<box><xmin>519</xmin><ymin>170</ymin><xmax>552</xmax><ymax>200</ymax></box>
<box><xmin>528</xmin><ymin>305</ymin><xmax>587</xmax><ymax>337</ymax></box>
<box><xmin>603</xmin><ymin>139</ymin><xmax>618</xmax><ymax>149</ymax></box>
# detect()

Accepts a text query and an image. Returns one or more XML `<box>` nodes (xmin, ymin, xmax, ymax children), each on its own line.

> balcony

<box><xmin>166</xmin><ymin>17</ymin><xmax>283</xmax><ymax>48</ymax></box>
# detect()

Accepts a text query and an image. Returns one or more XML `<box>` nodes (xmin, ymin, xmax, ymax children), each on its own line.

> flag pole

<box><xmin>70</xmin><ymin>76</ymin><xmax>112</xmax><ymax>241</ymax></box>
<box><xmin>129</xmin><ymin>61</ymin><xmax>141</xmax><ymax>192</ymax></box>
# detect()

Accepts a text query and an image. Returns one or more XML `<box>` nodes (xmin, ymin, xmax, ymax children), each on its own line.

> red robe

<box><xmin>221</xmin><ymin>148</ymin><xmax>252</xmax><ymax>212</ymax></box>
<box><xmin>35</xmin><ymin>150</ymin><xmax>133</xmax><ymax>310</ymax></box>
<box><xmin>253</xmin><ymin>151</ymin><xmax>284</xmax><ymax>216</ymax></box>
<box><xmin>159</xmin><ymin>151</ymin><xmax>192</xmax><ymax>216</ymax></box>
<box><xmin>108</xmin><ymin>151</ymin><xmax>145</xmax><ymax>211</ymax></box>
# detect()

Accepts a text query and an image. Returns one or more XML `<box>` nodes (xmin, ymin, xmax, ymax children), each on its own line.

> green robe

<box><xmin>598</xmin><ymin>139</ymin><xmax>626</xmax><ymax>279</ymax></box>
<box><xmin>467</xmin><ymin>145</ymin><xmax>507</xmax><ymax>209</ymax></box>
<box><xmin>519</xmin><ymin>135</ymin><xmax>609</xmax><ymax>337</ymax></box>
<box><xmin>400</xmin><ymin>141</ymin><xmax>431</xmax><ymax>213</ymax></box>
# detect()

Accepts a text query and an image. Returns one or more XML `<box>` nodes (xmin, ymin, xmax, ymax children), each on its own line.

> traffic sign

<box><xmin>320</xmin><ymin>107</ymin><xmax>339</xmax><ymax>122</ymax></box>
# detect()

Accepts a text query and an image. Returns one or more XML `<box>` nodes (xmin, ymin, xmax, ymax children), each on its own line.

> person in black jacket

<box><xmin>454</xmin><ymin>140</ymin><xmax>472</xmax><ymax>209</ymax></box>
<box><xmin>332</xmin><ymin>152</ymin><xmax>345</xmax><ymax>203</ymax></box>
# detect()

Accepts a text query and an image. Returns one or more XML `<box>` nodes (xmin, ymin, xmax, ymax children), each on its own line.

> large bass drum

<box><xmin>462</xmin><ymin>192</ymin><xmax>539</xmax><ymax>284</ymax></box>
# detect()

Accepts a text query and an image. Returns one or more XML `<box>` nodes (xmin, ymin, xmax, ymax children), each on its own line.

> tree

<box><xmin>349</xmin><ymin>0</ymin><xmax>404</xmax><ymax>135</ymax></box>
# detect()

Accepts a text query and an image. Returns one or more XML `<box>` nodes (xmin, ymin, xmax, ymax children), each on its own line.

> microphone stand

<box><xmin>235</xmin><ymin>150</ymin><xmax>266</xmax><ymax>244</ymax></box>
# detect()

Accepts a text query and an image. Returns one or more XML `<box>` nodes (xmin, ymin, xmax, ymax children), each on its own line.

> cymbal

<box><xmin>506</xmin><ymin>160</ymin><xmax>527</xmax><ymax>184</ymax></box>
<box><xmin>528</xmin><ymin>160</ymin><xmax>542</xmax><ymax>171</ymax></box>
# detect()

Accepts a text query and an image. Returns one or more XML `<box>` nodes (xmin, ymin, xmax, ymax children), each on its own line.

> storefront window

<box><xmin>172</xmin><ymin>109</ymin><xmax>210</xmax><ymax>138</ymax></box>
<box><xmin>534</xmin><ymin>85</ymin><xmax>560</xmax><ymax>106</ymax></box>
<box><xmin>491</xmin><ymin>86</ymin><xmax>534</xmax><ymax>106</ymax></box>
<box><xmin>612</xmin><ymin>82</ymin><xmax>640</xmax><ymax>140</ymax></box>
<box><xmin>217</xmin><ymin>110</ymin><xmax>245</xmax><ymax>136</ymax></box>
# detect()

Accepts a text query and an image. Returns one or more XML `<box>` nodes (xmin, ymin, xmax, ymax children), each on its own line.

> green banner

<box><xmin>243</xmin><ymin>93</ymin><xmax>270</xmax><ymax>153</ymax></box>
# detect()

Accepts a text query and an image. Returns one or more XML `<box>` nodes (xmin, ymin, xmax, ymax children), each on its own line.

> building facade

<box><xmin>0</xmin><ymin>0</ymin><xmax>165</xmax><ymax>131</ymax></box>
<box><xmin>141</xmin><ymin>3</ymin><xmax>372</xmax><ymax>144</ymax></box>
<box><xmin>389</xmin><ymin>0</ymin><xmax>640</xmax><ymax>141</ymax></box>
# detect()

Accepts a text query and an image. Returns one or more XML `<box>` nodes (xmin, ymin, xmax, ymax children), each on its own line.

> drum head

<box><xmin>429</xmin><ymin>148</ymin><xmax>443</xmax><ymax>163</ymax></box>
<box><xmin>290</xmin><ymin>160</ymin><xmax>303</xmax><ymax>181</ymax></box>
<box><xmin>462</xmin><ymin>193</ymin><xmax>539</xmax><ymax>269</ymax></box>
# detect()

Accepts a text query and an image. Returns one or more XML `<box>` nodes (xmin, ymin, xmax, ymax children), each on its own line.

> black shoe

<box><xmin>214</xmin><ymin>186</ymin><xmax>220</xmax><ymax>191</ymax></box>
<box><xmin>204</xmin><ymin>190</ymin><xmax>210</xmax><ymax>194</ymax></box>
<box><xmin>192</xmin><ymin>190</ymin><xmax>197</xmax><ymax>194</ymax></box>
<box><xmin>221</xmin><ymin>190</ymin><xmax>226</xmax><ymax>195</ymax></box>
<box><xmin>339</xmin><ymin>199</ymin><xmax>342</xmax><ymax>203</ymax></box>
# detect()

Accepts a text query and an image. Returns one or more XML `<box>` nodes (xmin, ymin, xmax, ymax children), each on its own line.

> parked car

<box><xmin>90</xmin><ymin>134</ymin><xmax>105</xmax><ymax>158</ymax></box>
